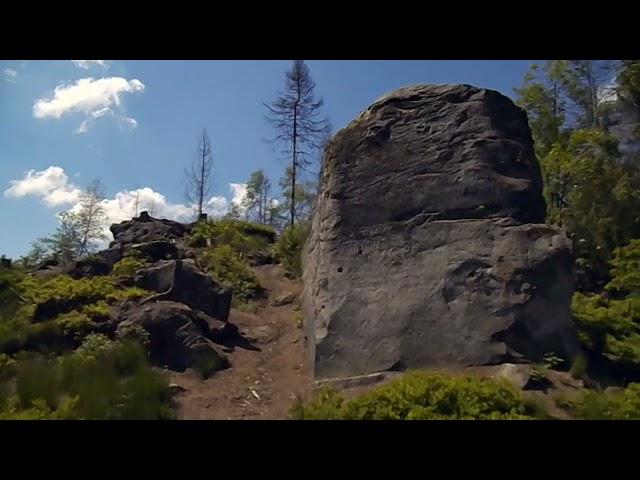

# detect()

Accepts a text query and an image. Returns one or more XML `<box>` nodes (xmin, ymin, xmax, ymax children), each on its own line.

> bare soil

<box><xmin>168</xmin><ymin>264</ymin><xmax>313</xmax><ymax>420</ymax></box>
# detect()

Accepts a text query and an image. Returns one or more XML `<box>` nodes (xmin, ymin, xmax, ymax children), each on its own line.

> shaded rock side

<box><xmin>115</xmin><ymin>301</ymin><xmax>228</xmax><ymax>373</ymax></box>
<box><xmin>302</xmin><ymin>84</ymin><xmax>579</xmax><ymax>380</ymax></box>
<box><xmin>134</xmin><ymin>260</ymin><xmax>232</xmax><ymax>322</ymax></box>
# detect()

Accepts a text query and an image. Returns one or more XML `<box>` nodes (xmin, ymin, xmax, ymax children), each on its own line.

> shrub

<box><xmin>201</xmin><ymin>244</ymin><xmax>262</xmax><ymax>304</ymax></box>
<box><xmin>292</xmin><ymin>372</ymin><xmax>536</xmax><ymax>420</ymax></box>
<box><xmin>575</xmin><ymin>383</ymin><xmax>640</xmax><ymax>419</ymax></box>
<box><xmin>187</xmin><ymin>220</ymin><xmax>272</xmax><ymax>255</ymax></box>
<box><xmin>112</xmin><ymin>256</ymin><xmax>148</xmax><ymax>279</ymax></box>
<box><xmin>274</xmin><ymin>223</ymin><xmax>310</xmax><ymax>278</ymax></box>
<box><xmin>0</xmin><ymin>338</ymin><xmax>174</xmax><ymax>420</ymax></box>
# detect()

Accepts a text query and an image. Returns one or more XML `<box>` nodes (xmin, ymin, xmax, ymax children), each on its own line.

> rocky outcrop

<box><xmin>110</xmin><ymin>211</ymin><xmax>193</xmax><ymax>250</ymax></box>
<box><xmin>134</xmin><ymin>260</ymin><xmax>232</xmax><ymax>322</ymax></box>
<box><xmin>303</xmin><ymin>84</ymin><xmax>579</xmax><ymax>380</ymax></box>
<box><xmin>115</xmin><ymin>301</ymin><xmax>228</xmax><ymax>373</ymax></box>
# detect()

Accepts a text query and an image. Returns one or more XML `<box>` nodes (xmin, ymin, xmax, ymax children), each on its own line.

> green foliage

<box><xmin>243</xmin><ymin>169</ymin><xmax>273</xmax><ymax>225</ymax></box>
<box><xmin>606</xmin><ymin>239</ymin><xmax>640</xmax><ymax>295</ymax></box>
<box><xmin>575</xmin><ymin>383</ymin><xmax>640</xmax><ymax>419</ymax></box>
<box><xmin>570</xmin><ymin>352</ymin><xmax>588</xmax><ymax>380</ymax></box>
<box><xmin>542</xmin><ymin>129</ymin><xmax>640</xmax><ymax>288</ymax></box>
<box><xmin>187</xmin><ymin>219</ymin><xmax>272</xmax><ymax>254</ymax></box>
<box><xmin>0</xmin><ymin>337</ymin><xmax>173</xmax><ymax>420</ymax></box>
<box><xmin>0</xmin><ymin>271</ymin><xmax>148</xmax><ymax>356</ymax></box>
<box><xmin>201</xmin><ymin>244</ymin><xmax>262</xmax><ymax>304</ymax></box>
<box><xmin>112</xmin><ymin>255</ymin><xmax>148</xmax><ymax>279</ymax></box>
<box><xmin>18</xmin><ymin>275</ymin><xmax>146</xmax><ymax>318</ymax></box>
<box><xmin>573</xmin><ymin>240</ymin><xmax>640</xmax><ymax>371</ymax></box>
<box><xmin>292</xmin><ymin>372</ymin><xmax>536</xmax><ymax>420</ymax></box>
<box><xmin>274</xmin><ymin>223</ymin><xmax>310</xmax><ymax>278</ymax></box>
<box><xmin>515</xmin><ymin>61</ymin><xmax>640</xmax><ymax>292</ymax></box>
<box><xmin>573</xmin><ymin>292</ymin><xmax>640</xmax><ymax>366</ymax></box>
<box><xmin>542</xmin><ymin>352</ymin><xmax>564</xmax><ymax>369</ymax></box>
<box><xmin>235</xmin><ymin>301</ymin><xmax>260</xmax><ymax>314</ymax></box>
<box><xmin>115</xmin><ymin>322</ymin><xmax>150</xmax><ymax>347</ymax></box>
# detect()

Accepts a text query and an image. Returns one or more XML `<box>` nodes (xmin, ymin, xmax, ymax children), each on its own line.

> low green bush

<box><xmin>274</xmin><ymin>223</ymin><xmax>310</xmax><ymax>278</ymax></box>
<box><xmin>187</xmin><ymin>220</ymin><xmax>272</xmax><ymax>255</ymax></box>
<box><xmin>0</xmin><ymin>335</ymin><xmax>173</xmax><ymax>420</ymax></box>
<box><xmin>292</xmin><ymin>372</ymin><xmax>536</xmax><ymax>420</ymax></box>
<box><xmin>201</xmin><ymin>244</ymin><xmax>262</xmax><ymax>304</ymax></box>
<box><xmin>575</xmin><ymin>383</ymin><xmax>640</xmax><ymax>419</ymax></box>
<box><xmin>112</xmin><ymin>255</ymin><xmax>148</xmax><ymax>279</ymax></box>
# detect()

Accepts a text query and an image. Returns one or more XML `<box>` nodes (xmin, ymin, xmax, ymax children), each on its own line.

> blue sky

<box><xmin>0</xmin><ymin>60</ymin><xmax>537</xmax><ymax>259</ymax></box>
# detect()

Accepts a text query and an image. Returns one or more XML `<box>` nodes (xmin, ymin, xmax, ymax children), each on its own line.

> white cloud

<box><xmin>229</xmin><ymin>182</ymin><xmax>248</xmax><ymax>207</ymax></box>
<box><xmin>5</xmin><ymin>166</ymin><xmax>245</xmax><ymax>244</ymax></box>
<box><xmin>4</xmin><ymin>68</ymin><xmax>17</xmax><ymax>83</ymax></box>
<box><xmin>71</xmin><ymin>60</ymin><xmax>109</xmax><ymax>69</ymax></box>
<box><xmin>597</xmin><ymin>78</ymin><xmax>618</xmax><ymax>105</ymax></box>
<box><xmin>33</xmin><ymin>77</ymin><xmax>145</xmax><ymax>133</ymax></box>
<box><xmin>3</xmin><ymin>166</ymin><xmax>81</xmax><ymax>207</ymax></box>
<box><xmin>204</xmin><ymin>196</ymin><xmax>229</xmax><ymax>217</ymax></box>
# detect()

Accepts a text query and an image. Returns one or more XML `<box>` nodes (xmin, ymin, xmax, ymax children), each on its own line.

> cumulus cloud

<box><xmin>4</xmin><ymin>68</ymin><xmax>17</xmax><ymax>83</ymax></box>
<box><xmin>229</xmin><ymin>182</ymin><xmax>248</xmax><ymax>209</ymax></box>
<box><xmin>5</xmin><ymin>166</ymin><xmax>242</xmax><ymax>244</ymax></box>
<box><xmin>71</xmin><ymin>60</ymin><xmax>109</xmax><ymax>69</ymax></box>
<box><xmin>4</xmin><ymin>166</ymin><xmax>81</xmax><ymax>207</ymax></box>
<box><xmin>33</xmin><ymin>77</ymin><xmax>145</xmax><ymax>133</ymax></box>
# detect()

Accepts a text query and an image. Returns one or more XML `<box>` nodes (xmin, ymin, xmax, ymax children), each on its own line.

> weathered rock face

<box><xmin>303</xmin><ymin>84</ymin><xmax>579</xmax><ymax>380</ymax></box>
<box><xmin>115</xmin><ymin>301</ymin><xmax>228</xmax><ymax>373</ymax></box>
<box><xmin>134</xmin><ymin>260</ymin><xmax>232</xmax><ymax>322</ymax></box>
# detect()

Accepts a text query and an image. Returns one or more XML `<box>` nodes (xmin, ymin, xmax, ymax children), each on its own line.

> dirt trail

<box><xmin>168</xmin><ymin>264</ymin><xmax>313</xmax><ymax>420</ymax></box>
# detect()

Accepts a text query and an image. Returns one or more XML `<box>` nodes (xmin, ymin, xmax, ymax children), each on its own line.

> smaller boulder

<box><xmin>491</xmin><ymin>363</ymin><xmax>532</xmax><ymax>390</ymax></box>
<box><xmin>134</xmin><ymin>260</ymin><xmax>232</xmax><ymax>321</ymax></box>
<box><xmin>115</xmin><ymin>301</ymin><xmax>228</xmax><ymax>374</ymax></box>
<box><xmin>68</xmin><ymin>257</ymin><xmax>111</xmax><ymax>279</ymax></box>
<box><xmin>270</xmin><ymin>291</ymin><xmax>297</xmax><ymax>307</ymax></box>
<box><xmin>97</xmin><ymin>246</ymin><xmax>124</xmax><ymax>269</ymax></box>
<box><xmin>130</xmin><ymin>241</ymin><xmax>180</xmax><ymax>262</ymax></box>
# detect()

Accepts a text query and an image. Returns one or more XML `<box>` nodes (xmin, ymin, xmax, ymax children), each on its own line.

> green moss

<box><xmin>292</xmin><ymin>372</ymin><xmax>536</xmax><ymax>420</ymax></box>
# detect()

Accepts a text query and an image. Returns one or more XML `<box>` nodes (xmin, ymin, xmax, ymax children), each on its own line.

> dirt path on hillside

<box><xmin>168</xmin><ymin>265</ymin><xmax>313</xmax><ymax>420</ymax></box>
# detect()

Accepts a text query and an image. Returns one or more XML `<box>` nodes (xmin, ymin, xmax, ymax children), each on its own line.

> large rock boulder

<box><xmin>303</xmin><ymin>84</ymin><xmax>579</xmax><ymax>380</ymax></box>
<box><xmin>115</xmin><ymin>301</ymin><xmax>228</xmax><ymax>373</ymax></box>
<box><xmin>134</xmin><ymin>260</ymin><xmax>232</xmax><ymax>321</ymax></box>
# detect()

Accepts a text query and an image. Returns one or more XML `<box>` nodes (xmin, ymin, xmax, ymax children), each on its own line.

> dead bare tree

<box><xmin>185</xmin><ymin>129</ymin><xmax>214</xmax><ymax>219</ymax></box>
<box><xmin>264</xmin><ymin>60</ymin><xmax>329</xmax><ymax>228</ymax></box>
